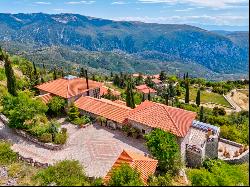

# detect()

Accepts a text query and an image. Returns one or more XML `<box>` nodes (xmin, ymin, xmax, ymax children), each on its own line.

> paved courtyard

<box><xmin>0</xmin><ymin>121</ymin><xmax>149</xmax><ymax>177</ymax></box>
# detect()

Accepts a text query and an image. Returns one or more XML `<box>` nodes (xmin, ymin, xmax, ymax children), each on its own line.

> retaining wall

<box><xmin>219</xmin><ymin>138</ymin><xmax>249</xmax><ymax>164</ymax></box>
<box><xmin>15</xmin><ymin>129</ymin><xmax>64</xmax><ymax>150</ymax></box>
<box><xmin>0</xmin><ymin>113</ymin><xmax>64</xmax><ymax>150</ymax></box>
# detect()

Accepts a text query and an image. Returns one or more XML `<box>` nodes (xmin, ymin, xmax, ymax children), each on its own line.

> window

<box><xmin>142</xmin><ymin>129</ymin><xmax>146</xmax><ymax>134</ymax></box>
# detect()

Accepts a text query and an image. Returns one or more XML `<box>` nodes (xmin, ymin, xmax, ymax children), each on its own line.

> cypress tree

<box><xmin>183</xmin><ymin>73</ymin><xmax>186</xmax><ymax>80</ymax></box>
<box><xmin>165</xmin><ymin>92</ymin><xmax>169</xmax><ymax>106</ymax></box>
<box><xmin>79</xmin><ymin>68</ymin><xmax>85</xmax><ymax>78</ymax></box>
<box><xmin>185</xmin><ymin>78</ymin><xmax>189</xmax><ymax>104</ymax></box>
<box><xmin>125</xmin><ymin>77</ymin><xmax>135</xmax><ymax>109</ymax></box>
<box><xmin>53</xmin><ymin>69</ymin><xmax>57</xmax><ymax>80</ymax></box>
<box><xmin>3</xmin><ymin>53</ymin><xmax>17</xmax><ymax>96</ymax></box>
<box><xmin>61</xmin><ymin>69</ymin><xmax>64</xmax><ymax>77</ymax></box>
<box><xmin>196</xmin><ymin>88</ymin><xmax>201</xmax><ymax>107</ymax></box>
<box><xmin>148</xmin><ymin>89</ymin><xmax>151</xmax><ymax>101</ymax></box>
<box><xmin>199</xmin><ymin>106</ymin><xmax>204</xmax><ymax>122</ymax></box>
<box><xmin>159</xmin><ymin>71</ymin><xmax>167</xmax><ymax>81</ymax></box>
<box><xmin>32</xmin><ymin>62</ymin><xmax>39</xmax><ymax>85</ymax></box>
<box><xmin>186</xmin><ymin>72</ymin><xmax>189</xmax><ymax>79</ymax></box>
<box><xmin>41</xmin><ymin>76</ymin><xmax>45</xmax><ymax>83</ymax></box>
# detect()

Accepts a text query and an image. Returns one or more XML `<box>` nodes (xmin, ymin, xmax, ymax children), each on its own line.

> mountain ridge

<box><xmin>0</xmin><ymin>13</ymin><xmax>248</xmax><ymax>80</ymax></box>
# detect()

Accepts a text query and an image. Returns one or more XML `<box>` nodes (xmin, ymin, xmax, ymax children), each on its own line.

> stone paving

<box><xmin>0</xmin><ymin>120</ymin><xmax>149</xmax><ymax>178</ymax></box>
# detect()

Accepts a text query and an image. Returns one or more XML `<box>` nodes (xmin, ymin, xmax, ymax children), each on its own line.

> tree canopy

<box><xmin>144</xmin><ymin>128</ymin><xmax>182</xmax><ymax>174</ymax></box>
<box><xmin>107</xmin><ymin>163</ymin><xmax>144</xmax><ymax>186</ymax></box>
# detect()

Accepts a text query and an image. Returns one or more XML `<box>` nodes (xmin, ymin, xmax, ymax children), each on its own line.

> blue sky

<box><xmin>0</xmin><ymin>0</ymin><xmax>249</xmax><ymax>30</ymax></box>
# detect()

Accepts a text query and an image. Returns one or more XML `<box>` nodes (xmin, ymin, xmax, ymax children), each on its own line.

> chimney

<box><xmin>85</xmin><ymin>70</ymin><xmax>89</xmax><ymax>96</ymax></box>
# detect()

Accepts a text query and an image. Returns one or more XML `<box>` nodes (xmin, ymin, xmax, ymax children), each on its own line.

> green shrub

<box><xmin>28</xmin><ymin>122</ymin><xmax>51</xmax><ymax>137</ymax></box>
<box><xmin>0</xmin><ymin>141</ymin><xmax>17</xmax><ymax>165</ymax></box>
<box><xmin>67</xmin><ymin>105</ymin><xmax>80</xmax><ymax>121</ymax></box>
<box><xmin>131</xmin><ymin>127</ymin><xmax>140</xmax><ymax>139</ymax></box>
<box><xmin>34</xmin><ymin>160</ymin><xmax>89</xmax><ymax>186</ymax></box>
<box><xmin>147</xmin><ymin>173</ymin><xmax>173</xmax><ymax>186</ymax></box>
<box><xmin>39</xmin><ymin>133</ymin><xmax>53</xmax><ymax>143</ymax></box>
<box><xmin>61</xmin><ymin>128</ymin><xmax>67</xmax><ymax>134</ymax></box>
<box><xmin>7</xmin><ymin>162</ymin><xmax>23</xmax><ymax>178</ymax></box>
<box><xmin>54</xmin><ymin>132</ymin><xmax>67</xmax><ymax>145</ymax></box>
<box><xmin>108</xmin><ymin>163</ymin><xmax>144</xmax><ymax>186</ymax></box>
<box><xmin>188</xmin><ymin>159</ymin><xmax>249</xmax><ymax>186</ymax></box>
<box><xmin>1</xmin><ymin>92</ymin><xmax>48</xmax><ymax>129</ymax></box>
<box><xmin>47</xmin><ymin>96</ymin><xmax>66</xmax><ymax>116</ymax></box>
<box><xmin>145</xmin><ymin>129</ymin><xmax>182</xmax><ymax>174</ymax></box>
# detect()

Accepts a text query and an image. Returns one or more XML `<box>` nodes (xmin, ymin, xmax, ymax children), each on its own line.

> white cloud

<box><xmin>34</xmin><ymin>1</ymin><xmax>51</xmax><ymax>5</ymax></box>
<box><xmin>175</xmin><ymin>7</ymin><xmax>194</xmax><ymax>12</ymax></box>
<box><xmin>137</xmin><ymin>0</ymin><xmax>249</xmax><ymax>8</ymax></box>
<box><xmin>66</xmin><ymin>1</ymin><xmax>95</xmax><ymax>5</ymax></box>
<box><xmin>114</xmin><ymin>15</ymin><xmax>248</xmax><ymax>26</ymax></box>
<box><xmin>111</xmin><ymin>1</ymin><xmax>127</xmax><ymax>5</ymax></box>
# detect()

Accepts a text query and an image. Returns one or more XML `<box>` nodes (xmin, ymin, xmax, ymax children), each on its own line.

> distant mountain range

<box><xmin>0</xmin><ymin>13</ymin><xmax>248</xmax><ymax>80</ymax></box>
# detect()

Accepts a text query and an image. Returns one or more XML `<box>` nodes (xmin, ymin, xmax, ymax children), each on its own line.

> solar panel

<box><xmin>192</xmin><ymin>120</ymin><xmax>219</xmax><ymax>134</ymax></box>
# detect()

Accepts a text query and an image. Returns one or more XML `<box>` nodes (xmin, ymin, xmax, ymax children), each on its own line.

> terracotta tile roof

<box><xmin>152</xmin><ymin>78</ymin><xmax>162</xmax><ymax>84</ymax></box>
<box><xmin>74</xmin><ymin>96</ymin><xmax>132</xmax><ymax>124</ymax></box>
<box><xmin>128</xmin><ymin>100</ymin><xmax>197</xmax><ymax>137</ymax></box>
<box><xmin>100</xmin><ymin>86</ymin><xmax>121</xmax><ymax>96</ymax></box>
<box><xmin>37</xmin><ymin>93</ymin><xmax>53</xmax><ymax>104</ymax></box>
<box><xmin>152</xmin><ymin>74</ymin><xmax>160</xmax><ymax>79</ymax></box>
<box><xmin>104</xmin><ymin>150</ymin><xmax>158</xmax><ymax>185</ymax></box>
<box><xmin>113</xmin><ymin>100</ymin><xmax>127</xmax><ymax>106</ymax></box>
<box><xmin>35</xmin><ymin>77</ymin><xmax>102</xmax><ymax>99</ymax></box>
<box><xmin>136</xmin><ymin>85</ymin><xmax>157</xmax><ymax>94</ymax></box>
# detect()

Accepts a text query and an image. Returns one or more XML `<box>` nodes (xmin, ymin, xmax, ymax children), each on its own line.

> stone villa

<box><xmin>35</xmin><ymin>75</ymin><xmax>249</xmax><ymax>178</ymax></box>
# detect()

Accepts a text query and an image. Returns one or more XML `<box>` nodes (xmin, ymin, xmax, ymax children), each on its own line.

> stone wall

<box><xmin>223</xmin><ymin>149</ymin><xmax>249</xmax><ymax>164</ymax></box>
<box><xmin>219</xmin><ymin>138</ymin><xmax>249</xmax><ymax>164</ymax></box>
<box><xmin>186</xmin><ymin>144</ymin><xmax>204</xmax><ymax>168</ymax></box>
<box><xmin>0</xmin><ymin>113</ymin><xmax>8</xmax><ymax>124</ymax></box>
<box><xmin>14</xmin><ymin>129</ymin><xmax>64</xmax><ymax>150</ymax></box>
<box><xmin>0</xmin><ymin>113</ymin><xmax>64</xmax><ymax>151</ymax></box>
<box><xmin>17</xmin><ymin>154</ymin><xmax>50</xmax><ymax>168</ymax></box>
<box><xmin>205</xmin><ymin>136</ymin><xmax>219</xmax><ymax>159</ymax></box>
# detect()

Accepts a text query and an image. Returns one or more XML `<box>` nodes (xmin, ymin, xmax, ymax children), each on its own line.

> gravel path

<box><xmin>0</xmin><ymin>121</ymin><xmax>148</xmax><ymax>178</ymax></box>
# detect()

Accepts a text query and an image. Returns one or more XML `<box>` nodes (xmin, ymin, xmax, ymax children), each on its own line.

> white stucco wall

<box><xmin>178</xmin><ymin>128</ymin><xmax>192</xmax><ymax>162</ymax></box>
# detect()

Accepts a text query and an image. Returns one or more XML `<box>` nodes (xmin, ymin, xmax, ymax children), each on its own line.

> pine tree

<box><xmin>125</xmin><ymin>77</ymin><xmax>135</xmax><ymax>109</ymax></box>
<box><xmin>3</xmin><ymin>53</ymin><xmax>17</xmax><ymax>96</ymax></box>
<box><xmin>196</xmin><ymin>88</ymin><xmax>201</xmax><ymax>107</ymax></box>
<box><xmin>185</xmin><ymin>78</ymin><xmax>189</xmax><ymax>104</ymax></box>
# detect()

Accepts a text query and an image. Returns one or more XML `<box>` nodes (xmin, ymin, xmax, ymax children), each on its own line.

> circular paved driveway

<box><xmin>1</xmin><ymin>121</ymin><xmax>149</xmax><ymax>178</ymax></box>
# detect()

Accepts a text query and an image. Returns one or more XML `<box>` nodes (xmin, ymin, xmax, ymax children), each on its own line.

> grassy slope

<box><xmin>181</xmin><ymin>87</ymin><xmax>231</xmax><ymax>107</ymax></box>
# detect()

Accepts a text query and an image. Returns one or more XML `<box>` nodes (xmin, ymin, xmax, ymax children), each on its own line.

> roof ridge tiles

<box><xmin>161</xmin><ymin>104</ymin><xmax>183</xmax><ymax>137</ymax></box>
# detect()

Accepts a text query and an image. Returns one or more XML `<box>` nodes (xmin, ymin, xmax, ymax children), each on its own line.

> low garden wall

<box><xmin>14</xmin><ymin>129</ymin><xmax>64</xmax><ymax>150</ymax></box>
<box><xmin>0</xmin><ymin>113</ymin><xmax>64</xmax><ymax>151</ymax></box>
<box><xmin>16</xmin><ymin>153</ymin><xmax>51</xmax><ymax>168</ymax></box>
<box><xmin>219</xmin><ymin>138</ymin><xmax>249</xmax><ymax>164</ymax></box>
